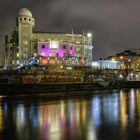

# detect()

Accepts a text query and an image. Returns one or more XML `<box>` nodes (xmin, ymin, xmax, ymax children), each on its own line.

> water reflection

<box><xmin>0</xmin><ymin>89</ymin><xmax>140</xmax><ymax>140</ymax></box>
<box><xmin>0</xmin><ymin>103</ymin><xmax>3</xmax><ymax>131</ymax></box>
<box><xmin>120</xmin><ymin>90</ymin><xmax>128</xmax><ymax>129</ymax></box>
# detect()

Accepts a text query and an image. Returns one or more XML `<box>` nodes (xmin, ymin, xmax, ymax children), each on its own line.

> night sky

<box><xmin>0</xmin><ymin>0</ymin><xmax>140</xmax><ymax>59</ymax></box>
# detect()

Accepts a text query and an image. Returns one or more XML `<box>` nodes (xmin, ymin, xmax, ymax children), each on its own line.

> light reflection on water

<box><xmin>0</xmin><ymin>89</ymin><xmax>140</xmax><ymax>140</ymax></box>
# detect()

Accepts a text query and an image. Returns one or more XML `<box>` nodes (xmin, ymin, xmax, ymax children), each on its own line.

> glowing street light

<box><xmin>111</xmin><ymin>58</ymin><xmax>115</xmax><ymax>61</ymax></box>
<box><xmin>87</xmin><ymin>33</ymin><xmax>92</xmax><ymax>38</ymax></box>
<box><xmin>120</xmin><ymin>56</ymin><xmax>123</xmax><ymax>60</ymax></box>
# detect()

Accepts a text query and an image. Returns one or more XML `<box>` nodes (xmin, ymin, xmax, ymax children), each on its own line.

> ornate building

<box><xmin>5</xmin><ymin>8</ymin><xmax>93</xmax><ymax>68</ymax></box>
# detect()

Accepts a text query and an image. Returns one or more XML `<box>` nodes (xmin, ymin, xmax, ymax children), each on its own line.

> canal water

<box><xmin>0</xmin><ymin>88</ymin><xmax>140</xmax><ymax>140</ymax></box>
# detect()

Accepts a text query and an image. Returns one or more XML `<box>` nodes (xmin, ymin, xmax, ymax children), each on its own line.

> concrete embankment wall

<box><xmin>0</xmin><ymin>81</ymin><xmax>140</xmax><ymax>96</ymax></box>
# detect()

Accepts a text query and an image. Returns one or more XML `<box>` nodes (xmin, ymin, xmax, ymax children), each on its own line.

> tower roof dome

<box><xmin>19</xmin><ymin>8</ymin><xmax>32</xmax><ymax>17</ymax></box>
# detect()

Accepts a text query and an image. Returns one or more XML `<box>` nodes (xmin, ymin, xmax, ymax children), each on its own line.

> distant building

<box><xmin>89</xmin><ymin>60</ymin><xmax>120</xmax><ymax>69</ymax></box>
<box><xmin>105</xmin><ymin>50</ymin><xmax>140</xmax><ymax>70</ymax></box>
<box><xmin>5</xmin><ymin>8</ymin><xmax>93</xmax><ymax>68</ymax></box>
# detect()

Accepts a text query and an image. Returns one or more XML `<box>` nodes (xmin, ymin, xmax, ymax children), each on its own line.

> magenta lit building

<box><xmin>5</xmin><ymin>8</ymin><xmax>93</xmax><ymax>67</ymax></box>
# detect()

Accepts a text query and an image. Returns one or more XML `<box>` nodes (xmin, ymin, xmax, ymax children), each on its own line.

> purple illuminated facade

<box><xmin>5</xmin><ymin>8</ymin><xmax>93</xmax><ymax>67</ymax></box>
<box><xmin>38</xmin><ymin>41</ymin><xmax>75</xmax><ymax>58</ymax></box>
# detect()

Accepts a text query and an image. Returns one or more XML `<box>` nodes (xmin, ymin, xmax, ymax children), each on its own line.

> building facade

<box><xmin>105</xmin><ymin>50</ymin><xmax>140</xmax><ymax>70</ymax></box>
<box><xmin>105</xmin><ymin>50</ymin><xmax>140</xmax><ymax>80</ymax></box>
<box><xmin>5</xmin><ymin>8</ymin><xmax>93</xmax><ymax>68</ymax></box>
<box><xmin>89</xmin><ymin>60</ymin><xmax>120</xmax><ymax>69</ymax></box>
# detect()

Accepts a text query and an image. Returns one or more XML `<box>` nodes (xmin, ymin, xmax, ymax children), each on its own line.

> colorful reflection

<box><xmin>0</xmin><ymin>103</ymin><xmax>3</xmax><ymax>131</ymax></box>
<box><xmin>1</xmin><ymin>89</ymin><xmax>140</xmax><ymax>140</ymax></box>
<box><xmin>16</xmin><ymin>104</ymin><xmax>26</xmax><ymax>134</ymax></box>
<box><xmin>136</xmin><ymin>89</ymin><xmax>140</xmax><ymax>131</ymax></box>
<box><xmin>120</xmin><ymin>90</ymin><xmax>128</xmax><ymax>129</ymax></box>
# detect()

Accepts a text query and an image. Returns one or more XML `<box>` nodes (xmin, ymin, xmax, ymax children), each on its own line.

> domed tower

<box><xmin>17</xmin><ymin>8</ymin><xmax>35</xmax><ymax>64</ymax></box>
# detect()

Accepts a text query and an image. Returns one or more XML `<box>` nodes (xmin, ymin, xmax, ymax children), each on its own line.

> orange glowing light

<box><xmin>111</xmin><ymin>58</ymin><xmax>115</xmax><ymax>61</ymax></box>
<box><xmin>42</xmin><ymin>59</ymin><xmax>47</xmax><ymax>65</ymax></box>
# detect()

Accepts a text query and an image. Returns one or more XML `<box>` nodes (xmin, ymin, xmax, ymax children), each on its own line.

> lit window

<box><xmin>23</xmin><ymin>54</ymin><xmax>25</xmax><ymax>58</ymax></box>
<box><xmin>23</xmin><ymin>54</ymin><xmax>28</xmax><ymax>58</ymax></box>
<box><xmin>17</xmin><ymin>60</ymin><xmax>19</xmax><ymax>64</ymax></box>
<box><xmin>50</xmin><ymin>41</ymin><xmax>59</xmax><ymax>49</ymax></box>
<box><xmin>23</xmin><ymin>24</ymin><xmax>28</xmax><ymax>28</ymax></box>
<box><xmin>23</xmin><ymin>40</ymin><xmax>28</xmax><ymax>45</ymax></box>
<box><xmin>17</xmin><ymin>53</ymin><xmax>19</xmax><ymax>57</ymax></box>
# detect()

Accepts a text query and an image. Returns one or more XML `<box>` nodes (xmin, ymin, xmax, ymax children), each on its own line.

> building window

<box><xmin>10</xmin><ymin>39</ymin><xmax>12</xmax><ymax>43</ymax></box>
<box><xmin>29</xmin><ymin>18</ymin><xmax>31</xmax><ymax>21</ymax></box>
<box><xmin>17</xmin><ymin>53</ymin><xmax>19</xmax><ymax>57</ymax></box>
<box><xmin>22</xmin><ymin>54</ymin><xmax>28</xmax><ymax>59</ymax></box>
<box><xmin>34</xmin><ymin>46</ymin><xmax>37</xmax><ymax>50</ymax></box>
<box><xmin>42</xmin><ymin>45</ymin><xmax>45</xmax><ymax>48</ymax></box>
<box><xmin>50</xmin><ymin>41</ymin><xmax>59</xmax><ymax>49</ymax></box>
<box><xmin>17</xmin><ymin>60</ymin><xmax>19</xmax><ymax>64</ymax></box>
<box><xmin>23</xmin><ymin>24</ymin><xmax>28</xmax><ymax>28</ymax></box>
<box><xmin>75</xmin><ymin>48</ymin><xmax>80</xmax><ymax>52</ymax></box>
<box><xmin>23</xmin><ymin>40</ymin><xmax>28</xmax><ymax>45</ymax></box>
<box><xmin>20</xmin><ymin>18</ymin><xmax>22</xmax><ymax>21</ymax></box>
<box><xmin>23</xmin><ymin>54</ymin><xmax>25</xmax><ymax>58</ymax></box>
<box><xmin>24</xmin><ymin>18</ymin><xmax>26</xmax><ymax>20</ymax></box>
<box><xmin>63</xmin><ymin>45</ymin><xmax>66</xmax><ymax>49</ymax></box>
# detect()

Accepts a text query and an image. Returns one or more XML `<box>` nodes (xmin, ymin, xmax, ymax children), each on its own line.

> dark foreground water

<box><xmin>0</xmin><ymin>89</ymin><xmax>140</xmax><ymax>140</ymax></box>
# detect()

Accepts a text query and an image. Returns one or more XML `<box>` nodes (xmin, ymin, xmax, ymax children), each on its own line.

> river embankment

<box><xmin>0</xmin><ymin>80</ymin><xmax>140</xmax><ymax>96</ymax></box>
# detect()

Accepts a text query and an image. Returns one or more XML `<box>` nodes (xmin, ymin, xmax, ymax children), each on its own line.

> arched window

<box><xmin>42</xmin><ymin>45</ymin><xmax>45</xmax><ymax>48</ymax></box>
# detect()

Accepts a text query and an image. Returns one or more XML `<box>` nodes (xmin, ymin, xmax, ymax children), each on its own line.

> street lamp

<box><xmin>87</xmin><ymin>33</ymin><xmax>92</xmax><ymax>38</ymax></box>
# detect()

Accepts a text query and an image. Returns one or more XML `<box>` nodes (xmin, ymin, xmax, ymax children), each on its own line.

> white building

<box><xmin>89</xmin><ymin>60</ymin><xmax>120</xmax><ymax>69</ymax></box>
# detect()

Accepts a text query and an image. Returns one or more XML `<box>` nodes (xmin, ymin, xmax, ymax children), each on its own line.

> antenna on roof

<box><xmin>83</xmin><ymin>29</ymin><xmax>85</xmax><ymax>36</ymax></box>
<box><xmin>71</xmin><ymin>29</ymin><xmax>74</xmax><ymax>35</ymax></box>
<box><xmin>71</xmin><ymin>29</ymin><xmax>74</xmax><ymax>42</ymax></box>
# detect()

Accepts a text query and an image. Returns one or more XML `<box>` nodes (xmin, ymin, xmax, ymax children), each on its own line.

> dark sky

<box><xmin>0</xmin><ymin>0</ymin><xmax>140</xmax><ymax>59</ymax></box>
